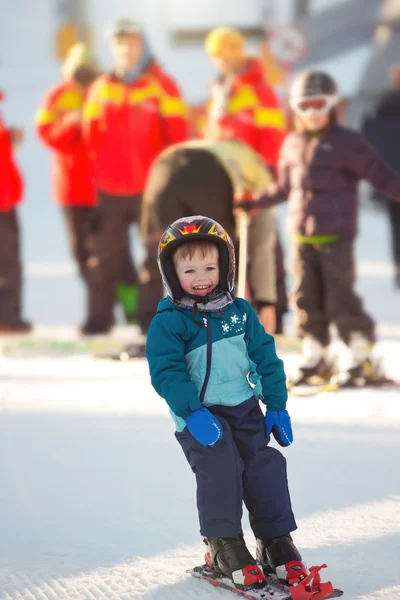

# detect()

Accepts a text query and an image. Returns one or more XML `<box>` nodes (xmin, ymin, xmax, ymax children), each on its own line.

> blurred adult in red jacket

<box><xmin>203</xmin><ymin>28</ymin><xmax>288</xmax><ymax>334</ymax></box>
<box><xmin>83</xmin><ymin>18</ymin><xmax>189</xmax><ymax>335</ymax></box>
<box><xmin>204</xmin><ymin>27</ymin><xmax>286</xmax><ymax>168</ymax></box>
<box><xmin>0</xmin><ymin>92</ymin><xmax>31</xmax><ymax>332</ymax></box>
<box><xmin>35</xmin><ymin>43</ymin><xmax>99</xmax><ymax>331</ymax></box>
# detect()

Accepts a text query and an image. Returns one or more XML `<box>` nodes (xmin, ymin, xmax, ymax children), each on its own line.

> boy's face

<box><xmin>175</xmin><ymin>246</ymin><xmax>219</xmax><ymax>297</ymax></box>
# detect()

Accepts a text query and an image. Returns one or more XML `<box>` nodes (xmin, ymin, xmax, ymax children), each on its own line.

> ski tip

<box><xmin>329</xmin><ymin>590</ymin><xmax>344</xmax><ymax>598</ymax></box>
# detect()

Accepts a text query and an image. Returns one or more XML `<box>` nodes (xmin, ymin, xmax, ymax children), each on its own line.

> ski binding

<box><xmin>188</xmin><ymin>563</ymin><xmax>343</xmax><ymax>600</ymax></box>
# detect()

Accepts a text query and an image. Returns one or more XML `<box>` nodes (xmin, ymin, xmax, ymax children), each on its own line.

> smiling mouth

<box><xmin>193</xmin><ymin>285</ymin><xmax>211</xmax><ymax>291</ymax></box>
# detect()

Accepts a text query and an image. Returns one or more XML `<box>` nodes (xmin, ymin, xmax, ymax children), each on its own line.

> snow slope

<box><xmin>0</xmin><ymin>348</ymin><xmax>399</xmax><ymax>600</ymax></box>
<box><xmin>0</xmin><ymin>188</ymin><xmax>399</xmax><ymax>600</ymax></box>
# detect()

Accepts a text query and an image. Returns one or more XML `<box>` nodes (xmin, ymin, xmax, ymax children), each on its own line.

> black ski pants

<box><xmin>0</xmin><ymin>209</ymin><xmax>23</xmax><ymax>325</ymax></box>
<box><xmin>292</xmin><ymin>239</ymin><xmax>376</xmax><ymax>346</ymax></box>
<box><xmin>61</xmin><ymin>206</ymin><xmax>95</xmax><ymax>282</ymax></box>
<box><xmin>388</xmin><ymin>200</ymin><xmax>400</xmax><ymax>269</ymax></box>
<box><xmin>87</xmin><ymin>191</ymin><xmax>161</xmax><ymax>333</ymax></box>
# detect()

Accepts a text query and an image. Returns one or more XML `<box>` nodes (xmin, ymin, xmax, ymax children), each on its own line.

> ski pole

<box><xmin>237</xmin><ymin>209</ymin><xmax>249</xmax><ymax>298</ymax></box>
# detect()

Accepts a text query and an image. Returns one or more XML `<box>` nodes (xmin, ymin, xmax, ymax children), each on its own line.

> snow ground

<box><xmin>1</xmin><ymin>175</ymin><xmax>400</xmax><ymax>600</ymax></box>
<box><xmin>0</xmin><ymin>345</ymin><xmax>399</xmax><ymax>600</ymax></box>
<box><xmin>0</xmin><ymin>203</ymin><xmax>399</xmax><ymax>599</ymax></box>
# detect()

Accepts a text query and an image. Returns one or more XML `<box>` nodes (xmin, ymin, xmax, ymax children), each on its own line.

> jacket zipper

<box><xmin>199</xmin><ymin>314</ymin><xmax>213</xmax><ymax>404</ymax></box>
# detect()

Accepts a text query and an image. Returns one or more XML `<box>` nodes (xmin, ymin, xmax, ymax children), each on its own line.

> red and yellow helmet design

<box><xmin>159</xmin><ymin>216</ymin><xmax>228</xmax><ymax>251</ymax></box>
<box><xmin>158</xmin><ymin>215</ymin><xmax>235</xmax><ymax>302</ymax></box>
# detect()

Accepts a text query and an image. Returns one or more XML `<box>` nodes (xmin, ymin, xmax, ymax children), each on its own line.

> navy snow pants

<box><xmin>175</xmin><ymin>396</ymin><xmax>297</xmax><ymax>539</ymax></box>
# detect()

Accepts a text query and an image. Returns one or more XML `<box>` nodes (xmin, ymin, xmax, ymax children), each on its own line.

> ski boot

<box><xmin>332</xmin><ymin>361</ymin><xmax>371</xmax><ymax>388</ymax></box>
<box><xmin>256</xmin><ymin>535</ymin><xmax>337</xmax><ymax>600</ymax></box>
<box><xmin>0</xmin><ymin>319</ymin><xmax>32</xmax><ymax>335</ymax></box>
<box><xmin>109</xmin><ymin>342</ymin><xmax>147</xmax><ymax>361</ymax></box>
<box><xmin>0</xmin><ymin>319</ymin><xmax>32</xmax><ymax>334</ymax></box>
<box><xmin>204</xmin><ymin>536</ymin><xmax>267</xmax><ymax>590</ymax></box>
<box><xmin>256</xmin><ymin>535</ymin><xmax>307</xmax><ymax>584</ymax></box>
<box><xmin>332</xmin><ymin>357</ymin><xmax>395</xmax><ymax>389</ymax></box>
<box><xmin>288</xmin><ymin>338</ymin><xmax>334</xmax><ymax>388</ymax></box>
<box><xmin>80</xmin><ymin>318</ymin><xmax>112</xmax><ymax>336</ymax></box>
<box><xmin>332</xmin><ymin>333</ymin><xmax>393</xmax><ymax>388</ymax></box>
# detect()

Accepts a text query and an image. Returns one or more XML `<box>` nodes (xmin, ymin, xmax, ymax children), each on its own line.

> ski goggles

<box><xmin>290</xmin><ymin>95</ymin><xmax>339</xmax><ymax>115</ymax></box>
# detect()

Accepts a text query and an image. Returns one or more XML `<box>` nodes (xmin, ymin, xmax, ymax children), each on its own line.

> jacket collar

<box><xmin>215</xmin><ymin>57</ymin><xmax>264</xmax><ymax>92</ymax></box>
<box><xmin>174</xmin><ymin>285</ymin><xmax>236</xmax><ymax>313</ymax></box>
<box><xmin>109</xmin><ymin>60</ymin><xmax>159</xmax><ymax>85</ymax></box>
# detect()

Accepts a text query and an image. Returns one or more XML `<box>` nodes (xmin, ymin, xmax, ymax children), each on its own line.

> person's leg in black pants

<box><xmin>387</xmin><ymin>200</ymin><xmax>400</xmax><ymax>287</ymax></box>
<box><xmin>84</xmin><ymin>191</ymin><xmax>137</xmax><ymax>334</ymax></box>
<box><xmin>0</xmin><ymin>209</ymin><xmax>30</xmax><ymax>331</ymax></box>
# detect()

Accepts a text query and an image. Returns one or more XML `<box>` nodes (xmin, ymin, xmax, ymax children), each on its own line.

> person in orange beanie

<box><xmin>204</xmin><ymin>27</ymin><xmax>286</xmax><ymax>167</ymax></box>
<box><xmin>203</xmin><ymin>27</ymin><xmax>288</xmax><ymax>334</ymax></box>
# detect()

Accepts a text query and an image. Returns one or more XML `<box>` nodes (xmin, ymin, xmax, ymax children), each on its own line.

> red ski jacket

<box><xmin>35</xmin><ymin>81</ymin><xmax>96</xmax><ymax>206</ymax></box>
<box><xmin>0</xmin><ymin>99</ymin><xmax>23</xmax><ymax>212</ymax></box>
<box><xmin>83</xmin><ymin>63</ymin><xmax>189</xmax><ymax>196</ymax></box>
<box><xmin>204</xmin><ymin>58</ymin><xmax>286</xmax><ymax>167</ymax></box>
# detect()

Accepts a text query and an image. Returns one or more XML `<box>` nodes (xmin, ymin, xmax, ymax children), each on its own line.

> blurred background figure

<box><xmin>35</xmin><ymin>43</ymin><xmax>100</xmax><ymax>332</ymax></box>
<box><xmin>82</xmin><ymin>17</ymin><xmax>189</xmax><ymax>336</ymax></box>
<box><xmin>362</xmin><ymin>63</ymin><xmax>400</xmax><ymax>289</ymax></box>
<box><xmin>142</xmin><ymin>138</ymin><xmax>279</xmax><ymax>334</ymax></box>
<box><xmin>201</xmin><ymin>27</ymin><xmax>288</xmax><ymax>334</ymax></box>
<box><xmin>203</xmin><ymin>27</ymin><xmax>285</xmax><ymax>164</ymax></box>
<box><xmin>0</xmin><ymin>91</ymin><xmax>31</xmax><ymax>333</ymax></box>
<box><xmin>243</xmin><ymin>70</ymin><xmax>400</xmax><ymax>387</ymax></box>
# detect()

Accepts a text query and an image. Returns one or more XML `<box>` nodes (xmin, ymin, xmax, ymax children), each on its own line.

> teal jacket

<box><xmin>146</xmin><ymin>297</ymin><xmax>287</xmax><ymax>431</ymax></box>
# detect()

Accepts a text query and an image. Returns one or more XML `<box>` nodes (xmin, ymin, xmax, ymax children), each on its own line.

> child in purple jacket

<box><xmin>243</xmin><ymin>71</ymin><xmax>400</xmax><ymax>387</ymax></box>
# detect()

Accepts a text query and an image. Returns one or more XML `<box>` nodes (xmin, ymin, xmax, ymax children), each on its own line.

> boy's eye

<box><xmin>206</xmin><ymin>266</ymin><xmax>216</xmax><ymax>271</ymax></box>
<box><xmin>184</xmin><ymin>269</ymin><xmax>194</xmax><ymax>274</ymax></box>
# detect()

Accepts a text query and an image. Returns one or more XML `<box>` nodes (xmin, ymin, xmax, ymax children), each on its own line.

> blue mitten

<box><xmin>186</xmin><ymin>408</ymin><xmax>223</xmax><ymax>447</ymax></box>
<box><xmin>265</xmin><ymin>410</ymin><xmax>293</xmax><ymax>447</ymax></box>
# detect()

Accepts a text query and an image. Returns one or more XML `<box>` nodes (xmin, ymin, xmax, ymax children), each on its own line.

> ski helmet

<box><xmin>291</xmin><ymin>71</ymin><xmax>338</xmax><ymax>100</ymax></box>
<box><xmin>158</xmin><ymin>215</ymin><xmax>235</xmax><ymax>302</ymax></box>
<box><xmin>290</xmin><ymin>71</ymin><xmax>339</xmax><ymax>114</ymax></box>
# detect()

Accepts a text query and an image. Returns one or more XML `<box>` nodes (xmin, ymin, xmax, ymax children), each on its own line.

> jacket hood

<box><xmin>147</xmin><ymin>62</ymin><xmax>168</xmax><ymax>81</ymax></box>
<box><xmin>156</xmin><ymin>298</ymin><xmax>176</xmax><ymax>314</ymax></box>
<box><xmin>213</xmin><ymin>57</ymin><xmax>264</xmax><ymax>88</ymax></box>
<box><xmin>118</xmin><ymin>33</ymin><xmax>154</xmax><ymax>84</ymax></box>
<box><xmin>213</xmin><ymin>58</ymin><xmax>265</xmax><ymax>92</ymax></box>
<box><xmin>156</xmin><ymin>287</ymin><xmax>236</xmax><ymax>315</ymax></box>
<box><xmin>110</xmin><ymin>60</ymin><xmax>165</xmax><ymax>85</ymax></box>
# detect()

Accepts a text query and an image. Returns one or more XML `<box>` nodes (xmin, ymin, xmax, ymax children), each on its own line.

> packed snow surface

<box><xmin>0</xmin><ymin>199</ymin><xmax>399</xmax><ymax>600</ymax></box>
<box><xmin>0</xmin><ymin>345</ymin><xmax>399</xmax><ymax>600</ymax></box>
